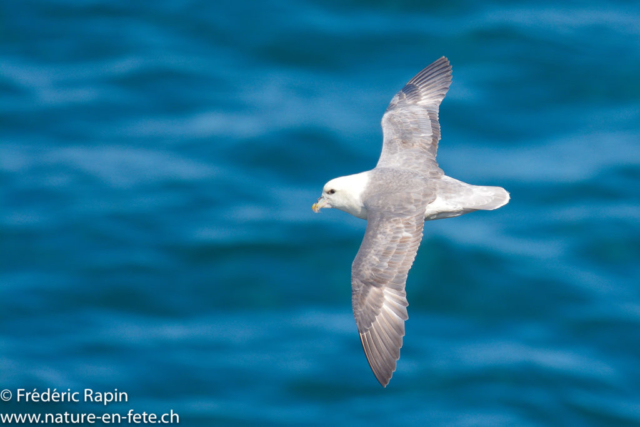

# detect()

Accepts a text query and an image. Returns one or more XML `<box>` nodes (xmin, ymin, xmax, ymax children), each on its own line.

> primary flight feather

<box><xmin>312</xmin><ymin>57</ymin><xmax>509</xmax><ymax>387</ymax></box>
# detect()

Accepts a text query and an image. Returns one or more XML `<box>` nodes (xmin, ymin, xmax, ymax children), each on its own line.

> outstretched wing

<box><xmin>377</xmin><ymin>57</ymin><xmax>452</xmax><ymax>176</ymax></box>
<box><xmin>351</xmin><ymin>207</ymin><xmax>425</xmax><ymax>387</ymax></box>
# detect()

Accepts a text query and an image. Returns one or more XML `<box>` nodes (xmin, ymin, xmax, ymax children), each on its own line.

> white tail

<box><xmin>468</xmin><ymin>185</ymin><xmax>510</xmax><ymax>211</ymax></box>
<box><xmin>424</xmin><ymin>176</ymin><xmax>510</xmax><ymax>221</ymax></box>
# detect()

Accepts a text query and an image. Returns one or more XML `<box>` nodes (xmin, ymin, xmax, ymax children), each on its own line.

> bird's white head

<box><xmin>312</xmin><ymin>172</ymin><xmax>370</xmax><ymax>219</ymax></box>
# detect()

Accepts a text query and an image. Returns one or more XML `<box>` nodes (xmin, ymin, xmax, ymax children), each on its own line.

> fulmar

<box><xmin>312</xmin><ymin>57</ymin><xmax>509</xmax><ymax>387</ymax></box>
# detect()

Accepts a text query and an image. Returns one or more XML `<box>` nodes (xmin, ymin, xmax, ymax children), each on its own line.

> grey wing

<box><xmin>377</xmin><ymin>57</ymin><xmax>452</xmax><ymax>176</ymax></box>
<box><xmin>352</xmin><ymin>209</ymin><xmax>425</xmax><ymax>387</ymax></box>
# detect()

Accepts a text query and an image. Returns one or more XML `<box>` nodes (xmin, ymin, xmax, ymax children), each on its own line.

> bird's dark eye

<box><xmin>328</xmin><ymin>189</ymin><xmax>336</xmax><ymax>195</ymax></box>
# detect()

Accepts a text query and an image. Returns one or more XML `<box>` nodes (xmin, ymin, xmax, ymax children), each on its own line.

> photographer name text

<box><xmin>15</xmin><ymin>388</ymin><xmax>127</xmax><ymax>406</ymax></box>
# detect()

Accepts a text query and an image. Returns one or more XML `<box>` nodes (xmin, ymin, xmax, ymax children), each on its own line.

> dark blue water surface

<box><xmin>1</xmin><ymin>1</ymin><xmax>640</xmax><ymax>425</ymax></box>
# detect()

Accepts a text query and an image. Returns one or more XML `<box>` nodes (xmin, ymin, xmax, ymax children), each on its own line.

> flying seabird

<box><xmin>312</xmin><ymin>57</ymin><xmax>509</xmax><ymax>387</ymax></box>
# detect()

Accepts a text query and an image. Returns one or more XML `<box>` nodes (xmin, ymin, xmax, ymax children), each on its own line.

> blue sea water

<box><xmin>1</xmin><ymin>0</ymin><xmax>640</xmax><ymax>425</ymax></box>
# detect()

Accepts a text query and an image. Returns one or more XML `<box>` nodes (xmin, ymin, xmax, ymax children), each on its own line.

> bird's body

<box><xmin>323</xmin><ymin>169</ymin><xmax>508</xmax><ymax>221</ymax></box>
<box><xmin>313</xmin><ymin>57</ymin><xmax>509</xmax><ymax>387</ymax></box>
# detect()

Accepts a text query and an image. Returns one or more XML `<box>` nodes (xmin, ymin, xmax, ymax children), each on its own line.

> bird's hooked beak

<box><xmin>312</xmin><ymin>195</ymin><xmax>330</xmax><ymax>213</ymax></box>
